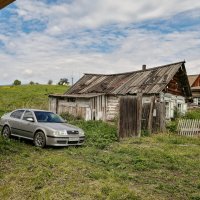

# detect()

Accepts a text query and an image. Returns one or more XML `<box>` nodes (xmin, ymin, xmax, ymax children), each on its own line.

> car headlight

<box><xmin>53</xmin><ymin>130</ymin><xmax>68</xmax><ymax>136</ymax></box>
<box><xmin>79</xmin><ymin>129</ymin><xmax>85</xmax><ymax>136</ymax></box>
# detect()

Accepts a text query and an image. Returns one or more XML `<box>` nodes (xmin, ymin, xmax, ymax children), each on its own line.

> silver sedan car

<box><xmin>0</xmin><ymin>109</ymin><xmax>85</xmax><ymax>147</ymax></box>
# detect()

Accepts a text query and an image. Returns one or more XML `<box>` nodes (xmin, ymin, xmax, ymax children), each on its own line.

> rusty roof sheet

<box><xmin>66</xmin><ymin>61</ymin><xmax>190</xmax><ymax>95</ymax></box>
<box><xmin>188</xmin><ymin>75</ymin><xmax>200</xmax><ymax>86</ymax></box>
<box><xmin>0</xmin><ymin>0</ymin><xmax>15</xmax><ymax>9</ymax></box>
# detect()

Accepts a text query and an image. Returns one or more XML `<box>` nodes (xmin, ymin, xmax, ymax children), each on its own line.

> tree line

<box><xmin>12</xmin><ymin>78</ymin><xmax>70</xmax><ymax>86</ymax></box>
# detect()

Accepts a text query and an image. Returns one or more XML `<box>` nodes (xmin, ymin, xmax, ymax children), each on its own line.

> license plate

<box><xmin>69</xmin><ymin>137</ymin><xmax>79</xmax><ymax>141</ymax></box>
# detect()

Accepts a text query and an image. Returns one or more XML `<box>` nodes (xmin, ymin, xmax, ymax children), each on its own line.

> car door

<box><xmin>19</xmin><ymin>110</ymin><xmax>36</xmax><ymax>139</ymax></box>
<box><xmin>9</xmin><ymin>110</ymin><xmax>25</xmax><ymax>136</ymax></box>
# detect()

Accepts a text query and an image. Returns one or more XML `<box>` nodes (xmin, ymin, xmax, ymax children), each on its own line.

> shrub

<box><xmin>61</xmin><ymin>113</ymin><xmax>118</xmax><ymax>149</ymax></box>
<box><xmin>141</xmin><ymin>129</ymin><xmax>150</xmax><ymax>137</ymax></box>
<box><xmin>60</xmin><ymin>112</ymin><xmax>83</xmax><ymax>121</ymax></box>
<box><xmin>183</xmin><ymin>109</ymin><xmax>200</xmax><ymax>119</ymax></box>
<box><xmin>166</xmin><ymin>120</ymin><xmax>178</xmax><ymax>133</ymax></box>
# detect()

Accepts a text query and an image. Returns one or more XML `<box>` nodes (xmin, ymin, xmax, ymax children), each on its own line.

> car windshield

<box><xmin>34</xmin><ymin>111</ymin><xmax>65</xmax><ymax>123</ymax></box>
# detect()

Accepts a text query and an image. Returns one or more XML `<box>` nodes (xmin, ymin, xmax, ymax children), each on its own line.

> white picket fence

<box><xmin>178</xmin><ymin>119</ymin><xmax>200</xmax><ymax>137</ymax></box>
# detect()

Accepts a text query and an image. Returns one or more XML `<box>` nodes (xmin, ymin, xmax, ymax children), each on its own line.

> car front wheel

<box><xmin>34</xmin><ymin>131</ymin><xmax>46</xmax><ymax>148</ymax></box>
<box><xmin>2</xmin><ymin>126</ymin><xmax>11</xmax><ymax>139</ymax></box>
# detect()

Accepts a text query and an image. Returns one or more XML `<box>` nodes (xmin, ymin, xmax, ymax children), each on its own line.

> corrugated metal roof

<box><xmin>49</xmin><ymin>93</ymin><xmax>104</xmax><ymax>98</ymax></box>
<box><xmin>66</xmin><ymin>61</ymin><xmax>190</xmax><ymax>96</ymax></box>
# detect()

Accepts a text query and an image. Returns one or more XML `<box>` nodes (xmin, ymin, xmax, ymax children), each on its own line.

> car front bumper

<box><xmin>46</xmin><ymin>135</ymin><xmax>85</xmax><ymax>146</ymax></box>
<box><xmin>0</xmin><ymin>125</ymin><xmax>3</xmax><ymax>133</ymax></box>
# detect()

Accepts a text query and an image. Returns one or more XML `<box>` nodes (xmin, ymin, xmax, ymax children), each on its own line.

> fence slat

<box><xmin>178</xmin><ymin>119</ymin><xmax>200</xmax><ymax>137</ymax></box>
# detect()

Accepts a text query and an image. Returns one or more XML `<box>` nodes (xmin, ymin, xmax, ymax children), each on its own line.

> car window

<box><xmin>34</xmin><ymin>111</ymin><xmax>65</xmax><ymax>123</ymax></box>
<box><xmin>10</xmin><ymin>110</ymin><xmax>25</xmax><ymax>119</ymax></box>
<box><xmin>23</xmin><ymin>111</ymin><xmax>34</xmax><ymax>121</ymax></box>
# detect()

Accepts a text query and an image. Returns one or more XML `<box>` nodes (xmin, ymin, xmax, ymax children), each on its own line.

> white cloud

<box><xmin>23</xmin><ymin>69</ymin><xmax>33</xmax><ymax>76</ymax></box>
<box><xmin>3</xmin><ymin>73</ymin><xmax>8</xmax><ymax>79</ymax></box>
<box><xmin>15</xmin><ymin>0</ymin><xmax>200</xmax><ymax>31</ymax></box>
<box><xmin>0</xmin><ymin>0</ymin><xmax>200</xmax><ymax>85</ymax></box>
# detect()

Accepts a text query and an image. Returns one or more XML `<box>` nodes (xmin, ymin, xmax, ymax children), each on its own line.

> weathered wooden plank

<box><xmin>147</xmin><ymin>96</ymin><xmax>155</xmax><ymax>134</ymax></box>
<box><xmin>136</xmin><ymin>94</ymin><xmax>142</xmax><ymax>137</ymax></box>
<box><xmin>178</xmin><ymin>119</ymin><xmax>200</xmax><ymax>137</ymax></box>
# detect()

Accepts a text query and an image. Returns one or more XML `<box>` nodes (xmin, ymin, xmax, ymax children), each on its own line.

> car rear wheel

<box><xmin>34</xmin><ymin>131</ymin><xmax>46</xmax><ymax>148</ymax></box>
<box><xmin>2</xmin><ymin>126</ymin><xmax>11</xmax><ymax>139</ymax></box>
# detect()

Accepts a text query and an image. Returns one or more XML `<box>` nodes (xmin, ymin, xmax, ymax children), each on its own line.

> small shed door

<box><xmin>85</xmin><ymin>107</ymin><xmax>92</xmax><ymax>121</ymax></box>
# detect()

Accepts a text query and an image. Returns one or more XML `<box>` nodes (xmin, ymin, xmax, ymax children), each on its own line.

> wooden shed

<box><xmin>49</xmin><ymin>61</ymin><xmax>192</xmax><ymax>121</ymax></box>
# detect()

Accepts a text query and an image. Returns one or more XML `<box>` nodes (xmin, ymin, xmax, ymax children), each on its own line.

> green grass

<box><xmin>0</xmin><ymin>85</ymin><xmax>200</xmax><ymax>199</ymax></box>
<box><xmin>0</xmin><ymin>131</ymin><xmax>200</xmax><ymax>200</ymax></box>
<box><xmin>0</xmin><ymin>85</ymin><xmax>67</xmax><ymax>116</ymax></box>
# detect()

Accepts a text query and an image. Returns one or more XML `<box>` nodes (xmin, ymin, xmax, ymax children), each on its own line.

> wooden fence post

<box><xmin>147</xmin><ymin>96</ymin><xmax>155</xmax><ymax>134</ymax></box>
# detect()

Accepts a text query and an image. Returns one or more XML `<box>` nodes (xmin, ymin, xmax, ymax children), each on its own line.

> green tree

<box><xmin>13</xmin><ymin>80</ymin><xmax>21</xmax><ymax>86</ymax></box>
<box><xmin>48</xmin><ymin>80</ymin><xmax>53</xmax><ymax>85</ymax></box>
<box><xmin>29</xmin><ymin>81</ymin><xmax>34</xmax><ymax>85</ymax></box>
<box><xmin>58</xmin><ymin>78</ymin><xmax>69</xmax><ymax>85</ymax></box>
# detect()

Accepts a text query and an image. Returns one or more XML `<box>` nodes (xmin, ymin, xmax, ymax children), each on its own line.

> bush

<box><xmin>183</xmin><ymin>109</ymin><xmax>200</xmax><ymax>119</ymax></box>
<box><xmin>141</xmin><ymin>129</ymin><xmax>150</xmax><ymax>137</ymax></box>
<box><xmin>60</xmin><ymin>112</ymin><xmax>83</xmax><ymax>121</ymax></box>
<box><xmin>166</xmin><ymin>120</ymin><xmax>178</xmax><ymax>133</ymax></box>
<box><xmin>61</xmin><ymin>112</ymin><xmax>118</xmax><ymax>149</ymax></box>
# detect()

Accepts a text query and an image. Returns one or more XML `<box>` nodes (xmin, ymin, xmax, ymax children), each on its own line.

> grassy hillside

<box><xmin>0</xmin><ymin>85</ymin><xmax>67</xmax><ymax>116</ymax></box>
<box><xmin>0</xmin><ymin>85</ymin><xmax>200</xmax><ymax>199</ymax></box>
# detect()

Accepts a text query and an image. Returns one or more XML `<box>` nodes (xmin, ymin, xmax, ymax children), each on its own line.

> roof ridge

<box><xmin>84</xmin><ymin>61</ymin><xmax>185</xmax><ymax>76</ymax></box>
<box><xmin>188</xmin><ymin>74</ymin><xmax>200</xmax><ymax>76</ymax></box>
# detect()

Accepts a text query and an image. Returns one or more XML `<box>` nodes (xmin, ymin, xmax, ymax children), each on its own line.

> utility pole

<box><xmin>71</xmin><ymin>76</ymin><xmax>74</xmax><ymax>86</ymax></box>
<box><xmin>71</xmin><ymin>71</ymin><xmax>74</xmax><ymax>86</ymax></box>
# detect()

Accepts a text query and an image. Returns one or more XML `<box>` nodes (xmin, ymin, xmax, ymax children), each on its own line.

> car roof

<box><xmin>14</xmin><ymin>109</ymin><xmax>53</xmax><ymax>112</ymax></box>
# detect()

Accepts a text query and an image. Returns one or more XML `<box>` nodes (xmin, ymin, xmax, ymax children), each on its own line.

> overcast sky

<box><xmin>0</xmin><ymin>0</ymin><xmax>200</xmax><ymax>85</ymax></box>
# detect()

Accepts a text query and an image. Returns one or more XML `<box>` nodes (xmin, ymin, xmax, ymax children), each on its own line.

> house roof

<box><xmin>0</xmin><ymin>0</ymin><xmax>15</xmax><ymax>9</ymax></box>
<box><xmin>49</xmin><ymin>93</ymin><xmax>104</xmax><ymax>98</ymax></box>
<box><xmin>66</xmin><ymin>61</ymin><xmax>191</xmax><ymax>97</ymax></box>
<box><xmin>188</xmin><ymin>75</ymin><xmax>199</xmax><ymax>86</ymax></box>
<box><xmin>191</xmin><ymin>86</ymin><xmax>200</xmax><ymax>91</ymax></box>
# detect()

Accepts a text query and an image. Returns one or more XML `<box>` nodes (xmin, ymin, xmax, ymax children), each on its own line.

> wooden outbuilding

<box><xmin>49</xmin><ymin>61</ymin><xmax>192</xmax><ymax>121</ymax></box>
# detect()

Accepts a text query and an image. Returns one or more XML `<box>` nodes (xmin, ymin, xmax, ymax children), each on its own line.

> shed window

<box><xmin>67</xmin><ymin>98</ymin><xmax>76</xmax><ymax>102</ymax></box>
<box><xmin>177</xmin><ymin>103</ymin><xmax>182</xmax><ymax>112</ymax></box>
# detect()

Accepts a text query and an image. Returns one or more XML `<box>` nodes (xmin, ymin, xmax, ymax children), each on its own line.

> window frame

<box><xmin>10</xmin><ymin>110</ymin><xmax>25</xmax><ymax>119</ymax></box>
<box><xmin>22</xmin><ymin>110</ymin><xmax>35</xmax><ymax>121</ymax></box>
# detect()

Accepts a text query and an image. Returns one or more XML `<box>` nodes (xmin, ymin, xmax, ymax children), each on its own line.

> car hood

<box><xmin>39</xmin><ymin>122</ymin><xmax>82</xmax><ymax>131</ymax></box>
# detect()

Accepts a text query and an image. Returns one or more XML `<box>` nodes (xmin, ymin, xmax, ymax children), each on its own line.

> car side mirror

<box><xmin>26</xmin><ymin>117</ymin><xmax>34</xmax><ymax>122</ymax></box>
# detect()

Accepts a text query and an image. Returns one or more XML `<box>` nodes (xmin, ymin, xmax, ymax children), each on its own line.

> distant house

<box><xmin>188</xmin><ymin>74</ymin><xmax>200</xmax><ymax>106</ymax></box>
<box><xmin>49</xmin><ymin>61</ymin><xmax>192</xmax><ymax>121</ymax></box>
<box><xmin>0</xmin><ymin>0</ymin><xmax>15</xmax><ymax>9</ymax></box>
